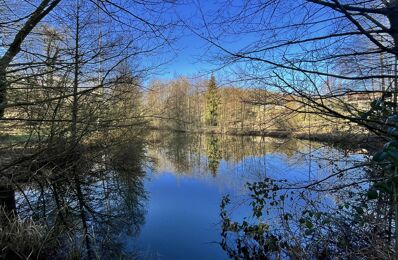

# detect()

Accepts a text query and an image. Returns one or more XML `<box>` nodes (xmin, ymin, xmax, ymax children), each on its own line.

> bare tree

<box><xmin>193</xmin><ymin>0</ymin><xmax>398</xmax><ymax>136</ymax></box>
<box><xmin>192</xmin><ymin>1</ymin><xmax>398</xmax><ymax>258</ymax></box>
<box><xmin>0</xmin><ymin>0</ymin><xmax>62</xmax><ymax>118</ymax></box>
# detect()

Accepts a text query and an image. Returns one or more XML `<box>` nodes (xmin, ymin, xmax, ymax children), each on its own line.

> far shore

<box><xmin>149</xmin><ymin>126</ymin><xmax>382</xmax><ymax>149</ymax></box>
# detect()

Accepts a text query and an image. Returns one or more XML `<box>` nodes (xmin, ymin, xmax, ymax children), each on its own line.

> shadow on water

<box><xmin>0</xmin><ymin>137</ymin><xmax>147</xmax><ymax>259</ymax></box>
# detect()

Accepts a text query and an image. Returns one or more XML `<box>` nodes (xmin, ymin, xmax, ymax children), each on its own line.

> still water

<box><xmin>9</xmin><ymin>132</ymin><xmax>364</xmax><ymax>259</ymax></box>
<box><xmin>130</xmin><ymin>133</ymin><xmax>364</xmax><ymax>259</ymax></box>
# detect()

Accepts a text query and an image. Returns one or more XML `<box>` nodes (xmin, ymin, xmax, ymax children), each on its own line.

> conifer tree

<box><xmin>205</xmin><ymin>75</ymin><xmax>220</xmax><ymax>126</ymax></box>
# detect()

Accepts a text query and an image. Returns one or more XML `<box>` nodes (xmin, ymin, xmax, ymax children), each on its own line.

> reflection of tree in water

<box><xmin>0</xmin><ymin>140</ymin><xmax>147</xmax><ymax>259</ymax></box>
<box><xmin>160</xmin><ymin>132</ymin><xmax>202</xmax><ymax>174</ymax></box>
<box><xmin>0</xmin><ymin>185</ymin><xmax>16</xmax><ymax>216</ymax></box>
<box><xmin>164</xmin><ymin>132</ymin><xmax>190</xmax><ymax>173</ymax></box>
<box><xmin>206</xmin><ymin>135</ymin><xmax>222</xmax><ymax>177</ymax></box>
<box><xmin>220</xmin><ymin>136</ymin><xmax>302</xmax><ymax>161</ymax></box>
<box><xmin>217</xmin><ymin>140</ymin><xmax>391</xmax><ymax>259</ymax></box>
<box><xmin>220</xmin><ymin>174</ymin><xmax>392</xmax><ymax>259</ymax></box>
<box><xmin>150</xmin><ymin>132</ymin><xmax>328</xmax><ymax>178</ymax></box>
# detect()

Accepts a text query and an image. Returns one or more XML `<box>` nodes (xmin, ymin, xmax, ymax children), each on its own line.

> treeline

<box><xmin>143</xmin><ymin>75</ymin><xmax>375</xmax><ymax>137</ymax></box>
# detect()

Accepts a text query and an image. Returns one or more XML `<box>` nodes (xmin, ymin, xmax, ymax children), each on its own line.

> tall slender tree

<box><xmin>205</xmin><ymin>75</ymin><xmax>220</xmax><ymax>126</ymax></box>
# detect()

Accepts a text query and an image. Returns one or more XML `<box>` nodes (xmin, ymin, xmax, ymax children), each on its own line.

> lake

<box><xmin>4</xmin><ymin>132</ymin><xmax>366</xmax><ymax>259</ymax></box>
<box><xmin>130</xmin><ymin>132</ymin><xmax>365</xmax><ymax>259</ymax></box>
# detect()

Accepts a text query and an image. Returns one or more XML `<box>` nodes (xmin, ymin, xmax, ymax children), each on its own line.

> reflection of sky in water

<box><xmin>129</xmin><ymin>135</ymin><xmax>366</xmax><ymax>259</ymax></box>
<box><xmin>130</xmin><ymin>172</ymin><xmax>230</xmax><ymax>259</ymax></box>
<box><xmin>12</xmin><ymin>134</ymin><xmax>366</xmax><ymax>259</ymax></box>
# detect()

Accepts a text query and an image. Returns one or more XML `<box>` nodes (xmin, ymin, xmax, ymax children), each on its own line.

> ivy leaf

<box><xmin>388</xmin><ymin>127</ymin><xmax>397</xmax><ymax>136</ymax></box>
<box><xmin>387</xmin><ymin>150</ymin><xmax>398</xmax><ymax>160</ymax></box>
<box><xmin>354</xmin><ymin>206</ymin><xmax>364</xmax><ymax>215</ymax></box>
<box><xmin>373</xmin><ymin>151</ymin><xmax>387</xmax><ymax>162</ymax></box>
<box><xmin>305</xmin><ymin>220</ymin><xmax>313</xmax><ymax>229</ymax></box>
<box><xmin>367</xmin><ymin>188</ymin><xmax>378</xmax><ymax>200</ymax></box>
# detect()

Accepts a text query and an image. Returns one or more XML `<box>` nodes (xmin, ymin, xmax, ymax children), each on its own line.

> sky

<box><xmin>154</xmin><ymin>0</ymin><xmax>338</xmax><ymax>83</ymax></box>
<box><xmin>155</xmin><ymin>1</ymin><xmax>219</xmax><ymax>80</ymax></box>
<box><xmin>151</xmin><ymin>0</ymin><xmax>272</xmax><ymax>88</ymax></box>
<box><xmin>3</xmin><ymin>0</ymin><xmax>356</xmax><ymax>88</ymax></box>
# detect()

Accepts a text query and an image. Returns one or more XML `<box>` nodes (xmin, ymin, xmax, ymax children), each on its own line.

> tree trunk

<box><xmin>388</xmin><ymin>2</ymin><xmax>398</xmax><ymax>52</ymax></box>
<box><xmin>0</xmin><ymin>185</ymin><xmax>16</xmax><ymax>221</ymax></box>
<box><xmin>0</xmin><ymin>68</ymin><xmax>7</xmax><ymax>118</ymax></box>
<box><xmin>0</xmin><ymin>0</ymin><xmax>61</xmax><ymax>119</ymax></box>
<box><xmin>71</xmin><ymin>1</ymin><xmax>80</xmax><ymax>146</ymax></box>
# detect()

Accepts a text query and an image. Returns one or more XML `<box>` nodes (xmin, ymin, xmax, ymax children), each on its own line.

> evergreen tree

<box><xmin>205</xmin><ymin>75</ymin><xmax>220</xmax><ymax>126</ymax></box>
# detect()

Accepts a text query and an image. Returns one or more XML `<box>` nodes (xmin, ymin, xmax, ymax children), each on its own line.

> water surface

<box><xmin>7</xmin><ymin>132</ymin><xmax>364</xmax><ymax>259</ymax></box>
<box><xmin>128</xmin><ymin>133</ymin><xmax>364</xmax><ymax>259</ymax></box>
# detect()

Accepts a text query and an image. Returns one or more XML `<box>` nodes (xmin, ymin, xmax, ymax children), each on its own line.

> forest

<box><xmin>0</xmin><ymin>0</ymin><xmax>397</xmax><ymax>259</ymax></box>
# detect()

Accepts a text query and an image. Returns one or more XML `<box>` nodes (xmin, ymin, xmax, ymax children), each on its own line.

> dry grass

<box><xmin>0</xmin><ymin>208</ymin><xmax>57</xmax><ymax>260</ymax></box>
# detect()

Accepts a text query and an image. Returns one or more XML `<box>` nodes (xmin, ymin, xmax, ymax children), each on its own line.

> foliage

<box><xmin>205</xmin><ymin>75</ymin><xmax>220</xmax><ymax>127</ymax></box>
<box><xmin>220</xmin><ymin>177</ymin><xmax>393</xmax><ymax>259</ymax></box>
<box><xmin>206</xmin><ymin>135</ymin><xmax>222</xmax><ymax>176</ymax></box>
<box><xmin>219</xmin><ymin>96</ymin><xmax>398</xmax><ymax>258</ymax></box>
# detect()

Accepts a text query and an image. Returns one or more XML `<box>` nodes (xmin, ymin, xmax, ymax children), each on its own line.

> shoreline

<box><xmin>149</xmin><ymin>126</ymin><xmax>382</xmax><ymax>148</ymax></box>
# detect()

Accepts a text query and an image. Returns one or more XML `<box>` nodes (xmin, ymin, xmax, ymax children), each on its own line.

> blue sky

<box><xmin>156</xmin><ymin>1</ymin><xmax>217</xmax><ymax>79</ymax></box>
<box><xmin>143</xmin><ymin>0</ymin><xmax>353</xmax><ymax>92</ymax></box>
<box><xmin>154</xmin><ymin>0</ymin><xmax>263</xmax><ymax>83</ymax></box>
<box><xmin>156</xmin><ymin>0</ymin><xmax>324</xmax><ymax>78</ymax></box>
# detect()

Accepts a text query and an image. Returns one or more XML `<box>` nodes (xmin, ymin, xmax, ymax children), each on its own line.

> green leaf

<box><xmin>388</xmin><ymin>150</ymin><xmax>398</xmax><ymax>160</ymax></box>
<box><xmin>373</xmin><ymin>151</ymin><xmax>387</xmax><ymax>162</ymax></box>
<box><xmin>367</xmin><ymin>188</ymin><xmax>378</xmax><ymax>200</ymax></box>
<box><xmin>355</xmin><ymin>206</ymin><xmax>364</xmax><ymax>215</ymax></box>
<box><xmin>388</xmin><ymin>127</ymin><xmax>397</xmax><ymax>136</ymax></box>
<box><xmin>305</xmin><ymin>220</ymin><xmax>313</xmax><ymax>229</ymax></box>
